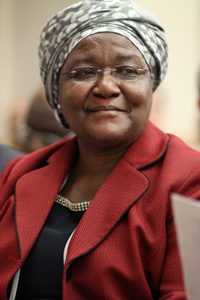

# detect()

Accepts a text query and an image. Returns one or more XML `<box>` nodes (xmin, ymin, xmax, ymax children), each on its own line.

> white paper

<box><xmin>171</xmin><ymin>193</ymin><xmax>200</xmax><ymax>300</ymax></box>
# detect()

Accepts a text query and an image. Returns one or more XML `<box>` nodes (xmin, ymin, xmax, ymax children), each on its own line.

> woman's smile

<box><xmin>87</xmin><ymin>105</ymin><xmax>125</xmax><ymax>112</ymax></box>
<box><xmin>85</xmin><ymin>106</ymin><xmax>127</xmax><ymax>124</ymax></box>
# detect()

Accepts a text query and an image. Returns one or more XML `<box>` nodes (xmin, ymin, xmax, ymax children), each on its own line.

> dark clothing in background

<box><xmin>0</xmin><ymin>144</ymin><xmax>23</xmax><ymax>173</ymax></box>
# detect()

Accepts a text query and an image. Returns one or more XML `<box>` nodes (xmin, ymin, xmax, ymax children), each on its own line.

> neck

<box><xmin>76</xmin><ymin>141</ymin><xmax>129</xmax><ymax>177</ymax></box>
<box><xmin>60</xmin><ymin>138</ymin><xmax>130</xmax><ymax>203</ymax></box>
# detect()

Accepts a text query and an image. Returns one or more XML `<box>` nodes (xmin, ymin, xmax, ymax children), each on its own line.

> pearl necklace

<box><xmin>56</xmin><ymin>195</ymin><xmax>91</xmax><ymax>212</ymax></box>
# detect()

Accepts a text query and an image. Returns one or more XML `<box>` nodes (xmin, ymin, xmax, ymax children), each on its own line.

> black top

<box><xmin>15</xmin><ymin>202</ymin><xmax>84</xmax><ymax>300</ymax></box>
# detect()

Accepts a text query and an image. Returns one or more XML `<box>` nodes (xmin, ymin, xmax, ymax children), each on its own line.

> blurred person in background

<box><xmin>0</xmin><ymin>143</ymin><xmax>23</xmax><ymax>173</ymax></box>
<box><xmin>9</xmin><ymin>87</ymin><xmax>74</xmax><ymax>153</ymax></box>
<box><xmin>1</xmin><ymin>0</ymin><xmax>200</xmax><ymax>299</ymax></box>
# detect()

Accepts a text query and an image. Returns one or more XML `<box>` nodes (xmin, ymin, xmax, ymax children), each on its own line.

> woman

<box><xmin>1</xmin><ymin>0</ymin><xmax>200</xmax><ymax>299</ymax></box>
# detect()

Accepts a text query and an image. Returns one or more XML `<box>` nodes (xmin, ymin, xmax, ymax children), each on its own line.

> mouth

<box><xmin>88</xmin><ymin>105</ymin><xmax>125</xmax><ymax>112</ymax></box>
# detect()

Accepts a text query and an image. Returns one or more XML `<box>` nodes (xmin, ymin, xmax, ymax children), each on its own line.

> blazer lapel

<box><xmin>15</xmin><ymin>139</ymin><xmax>77</xmax><ymax>260</ymax></box>
<box><xmin>66</xmin><ymin>160</ymin><xmax>149</xmax><ymax>264</ymax></box>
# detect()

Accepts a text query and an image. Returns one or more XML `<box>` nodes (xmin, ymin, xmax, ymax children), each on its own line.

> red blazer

<box><xmin>1</xmin><ymin>122</ymin><xmax>200</xmax><ymax>300</ymax></box>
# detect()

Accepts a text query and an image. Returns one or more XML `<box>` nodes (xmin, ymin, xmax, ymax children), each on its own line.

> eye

<box><xmin>72</xmin><ymin>67</ymin><xmax>97</xmax><ymax>81</ymax></box>
<box><xmin>116</xmin><ymin>66</ymin><xmax>138</xmax><ymax>75</ymax></box>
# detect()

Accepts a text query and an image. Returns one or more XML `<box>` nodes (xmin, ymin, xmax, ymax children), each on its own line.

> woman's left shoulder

<box><xmin>167</xmin><ymin>134</ymin><xmax>200</xmax><ymax>162</ymax></box>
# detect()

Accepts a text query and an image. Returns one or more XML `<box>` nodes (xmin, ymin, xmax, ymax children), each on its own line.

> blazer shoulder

<box><xmin>168</xmin><ymin>134</ymin><xmax>200</xmax><ymax>162</ymax></box>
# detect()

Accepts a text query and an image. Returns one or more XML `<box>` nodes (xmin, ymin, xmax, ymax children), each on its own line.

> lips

<box><xmin>88</xmin><ymin>105</ymin><xmax>124</xmax><ymax>112</ymax></box>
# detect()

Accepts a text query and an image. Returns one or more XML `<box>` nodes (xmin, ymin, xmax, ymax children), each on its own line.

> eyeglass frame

<box><xmin>60</xmin><ymin>65</ymin><xmax>149</xmax><ymax>83</ymax></box>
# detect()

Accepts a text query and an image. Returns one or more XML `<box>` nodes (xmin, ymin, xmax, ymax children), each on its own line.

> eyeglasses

<box><xmin>60</xmin><ymin>65</ymin><xmax>149</xmax><ymax>83</ymax></box>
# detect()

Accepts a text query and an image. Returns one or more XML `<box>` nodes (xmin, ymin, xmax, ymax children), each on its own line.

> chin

<box><xmin>86</xmin><ymin>129</ymin><xmax>135</xmax><ymax>149</ymax></box>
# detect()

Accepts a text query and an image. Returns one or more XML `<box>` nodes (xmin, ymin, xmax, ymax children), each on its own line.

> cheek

<box><xmin>58</xmin><ymin>81</ymin><xmax>83</xmax><ymax>111</ymax></box>
<box><xmin>125</xmin><ymin>83</ymin><xmax>152</xmax><ymax>111</ymax></box>
<box><xmin>123</xmin><ymin>75</ymin><xmax>152</xmax><ymax>101</ymax></box>
<box><xmin>125</xmin><ymin>85</ymin><xmax>153</xmax><ymax>129</ymax></box>
<box><xmin>58</xmin><ymin>81</ymin><xmax>92</xmax><ymax>131</ymax></box>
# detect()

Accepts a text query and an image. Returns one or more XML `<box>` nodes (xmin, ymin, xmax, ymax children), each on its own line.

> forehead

<box><xmin>64</xmin><ymin>33</ymin><xmax>147</xmax><ymax>67</ymax></box>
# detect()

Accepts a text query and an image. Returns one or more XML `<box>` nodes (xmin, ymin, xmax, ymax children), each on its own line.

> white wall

<box><xmin>137</xmin><ymin>0</ymin><xmax>199</xmax><ymax>145</ymax></box>
<box><xmin>0</xmin><ymin>0</ymin><xmax>199</xmax><ymax>145</ymax></box>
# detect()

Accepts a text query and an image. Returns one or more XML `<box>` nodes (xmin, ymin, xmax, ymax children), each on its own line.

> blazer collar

<box><xmin>123</xmin><ymin>121</ymin><xmax>169</xmax><ymax>170</ymax></box>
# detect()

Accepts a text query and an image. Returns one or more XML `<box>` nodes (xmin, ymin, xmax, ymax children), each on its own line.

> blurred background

<box><xmin>0</xmin><ymin>0</ymin><xmax>200</xmax><ymax>150</ymax></box>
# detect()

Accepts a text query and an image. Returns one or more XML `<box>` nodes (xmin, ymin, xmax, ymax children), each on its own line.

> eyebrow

<box><xmin>115</xmin><ymin>55</ymin><xmax>143</xmax><ymax>64</ymax></box>
<box><xmin>72</xmin><ymin>58</ymin><xmax>96</xmax><ymax>65</ymax></box>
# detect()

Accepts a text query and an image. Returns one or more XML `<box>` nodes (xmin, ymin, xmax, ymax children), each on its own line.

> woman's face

<box><xmin>58</xmin><ymin>33</ymin><xmax>153</xmax><ymax>149</ymax></box>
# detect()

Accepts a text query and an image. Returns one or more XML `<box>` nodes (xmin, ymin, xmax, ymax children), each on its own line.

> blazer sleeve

<box><xmin>159</xmin><ymin>219</ymin><xmax>186</xmax><ymax>299</ymax></box>
<box><xmin>160</xmin><ymin>164</ymin><xmax>200</xmax><ymax>299</ymax></box>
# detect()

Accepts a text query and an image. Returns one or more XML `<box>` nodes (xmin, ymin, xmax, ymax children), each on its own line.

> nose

<box><xmin>92</xmin><ymin>71</ymin><xmax>121</xmax><ymax>99</ymax></box>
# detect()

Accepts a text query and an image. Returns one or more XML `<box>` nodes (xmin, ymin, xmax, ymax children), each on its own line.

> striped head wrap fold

<box><xmin>38</xmin><ymin>0</ymin><xmax>168</xmax><ymax>109</ymax></box>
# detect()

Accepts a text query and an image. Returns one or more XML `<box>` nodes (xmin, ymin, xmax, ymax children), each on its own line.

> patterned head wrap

<box><xmin>39</xmin><ymin>0</ymin><xmax>168</xmax><ymax>109</ymax></box>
